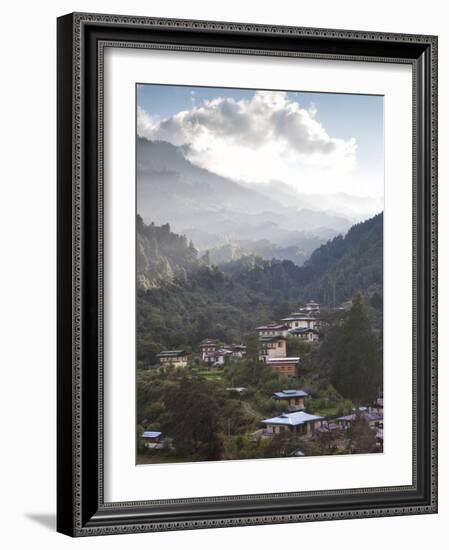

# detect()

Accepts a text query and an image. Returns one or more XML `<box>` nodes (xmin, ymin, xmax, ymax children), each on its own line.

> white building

<box><xmin>281</xmin><ymin>315</ymin><xmax>320</xmax><ymax>331</ymax></box>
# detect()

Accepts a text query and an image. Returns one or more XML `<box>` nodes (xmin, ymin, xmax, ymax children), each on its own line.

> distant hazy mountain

<box><xmin>137</xmin><ymin>138</ymin><xmax>352</xmax><ymax>261</ymax></box>
<box><xmin>220</xmin><ymin>212</ymin><xmax>383</xmax><ymax>306</ymax></box>
<box><xmin>244</xmin><ymin>179</ymin><xmax>383</xmax><ymax>221</ymax></box>
<box><xmin>137</xmin><ymin>212</ymin><xmax>382</xmax><ymax>303</ymax></box>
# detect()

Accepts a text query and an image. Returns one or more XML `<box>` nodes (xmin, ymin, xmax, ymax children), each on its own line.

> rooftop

<box><xmin>156</xmin><ymin>350</ymin><xmax>186</xmax><ymax>357</ymax></box>
<box><xmin>262</xmin><ymin>411</ymin><xmax>324</xmax><ymax>426</ymax></box>
<box><xmin>200</xmin><ymin>339</ymin><xmax>218</xmax><ymax>346</ymax></box>
<box><xmin>141</xmin><ymin>431</ymin><xmax>162</xmax><ymax>438</ymax></box>
<box><xmin>365</xmin><ymin>412</ymin><xmax>384</xmax><ymax>421</ymax></box>
<box><xmin>273</xmin><ymin>389</ymin><xmax>308</xmax><ymax>399</ymax></box>
<box><xmin>259</xmin><ymin>335</ymin><xmax>286</xmax><ymax>342</ymax></box>
<box><xmin>337</xmin><ymin>411</ymin><xmax>383</xmax><ymax>422</ymax></box>
<box><xmin>255</xmin><ymin>323</ymin><xmax>289</xmax><ymax>331</ymax></box>
<box><xmin>266</xmin><ymin>357</ymin><xmax>300</xmax><ymax>364</ymax></box>
<box><xmin>288</xmin><ymin>327</ymin><xmax>318</xmax><ymax>334</ymax></box>
<box><xmin>217</xmin><ymin>349</ymin><xmax>233</xmax><ymax>355</ymax></box>
<box><xmin>281</xmin><ymin>316</ymin><xmax>319</xmax><ymax>322</ymax></box>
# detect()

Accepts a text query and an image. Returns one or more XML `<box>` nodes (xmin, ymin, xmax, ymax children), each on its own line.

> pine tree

<box><xmin>330</xmin><ymin>294</ymin><xmax>379</xmax><ymax>403</ymax></box>
<box><xmin>202</xmin><ymin>250</ymin><xmax>211</xmax><ymax>267</ymax></box>
<box><xmin>348</xmin><ymin>413</ymin><xmax>378</xmax><ymax>453</ymax></box>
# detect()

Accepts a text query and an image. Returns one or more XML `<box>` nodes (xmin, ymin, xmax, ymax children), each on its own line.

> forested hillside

<box><xmin>137</xmin><ymin>215</ymin><xmax>199</xmax><ymax>288</ymax></box>
<box><xmin>220</xmin><ymin>213</ymin><xmax>383</xmax><ymax>305</ymax></box>
<box><xmin>299</xmin><ymin>213</ymin><xmax>383</xmax><ymax>306</ymax></box>
<box><xmin>136</xmin><ymin>213</ymin><xmax>383</xmax><ymax>365</ymax></box>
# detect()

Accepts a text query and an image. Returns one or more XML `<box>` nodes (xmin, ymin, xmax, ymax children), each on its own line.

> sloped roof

<box><xmin>337</xmin><ymin>411</ymin><xmax>383</xmax><ymax>422</ymax></box>
<box><xmin>259</xmin><ymin>335</ymin><xmax>286</xmax><ymax>342</ymax></box>
<box><xmin>255</xmin><ymin>323</ymin><xmax>288</xmax><ymax>330</ymax></box>
<box><xmin>267</xmin><ymin>357</ymin><xmax>300</xmax><ymax>364</ymax></box>
<box><xmin>141</xmin><ymin>431</ymin><xmax>162</xmax><ymax>438</ymax></box>
<box><xmin>282</xmin><ymin>316</ymin><xmax>319</xmax><ymax>322</ymax></box>
<box><xmin>262</xmin><ymin>411</ymin><xmax>323</xmax><ymax>426</ymax></box>
<box><xmin>273</xmin><ymin>389</ymin><xmax>308</xmax><ymax>399</ymax></box>
<box><xmin>199</xmin><ymin>339</ymin><xmax>218</xmax><ymax>346</ymax></box>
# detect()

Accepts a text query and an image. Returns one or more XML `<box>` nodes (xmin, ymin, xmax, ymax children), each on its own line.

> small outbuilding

<box><xmin>272</xmin><ymin>389</ymin><xmax>309</xmax><ymax>410</ymax></box>
<box><xmin>156</xmin><ymin>350</ymin><xmax>188</xmax><ymax>368</ymax></box>
<box><xmin>141</xmin><ymin>431</ymin><xmax>164</xmax><ymax>449</ymax></box>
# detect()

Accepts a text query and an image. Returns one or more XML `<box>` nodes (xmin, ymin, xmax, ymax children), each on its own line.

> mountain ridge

<box><xmin>137</xmin><ymin>137</ymin><xmax>351</xmax><ymax>254</ymax></box>
<box><xmin>137</xmin><ymin>212</ymin><xmax>383</xmax><ymax>302</ymax></box>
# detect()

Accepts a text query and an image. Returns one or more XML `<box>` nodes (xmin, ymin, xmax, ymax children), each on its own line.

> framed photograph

<box><xmin>57</xmin><ymin>12</ymin><xmax>438</xmax><ymax>536</ymax></box>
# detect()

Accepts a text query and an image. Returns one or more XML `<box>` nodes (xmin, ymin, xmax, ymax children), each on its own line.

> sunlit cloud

<box><xmin>137</xmin><ymin>91</ymin><xmax>367</xmax><ymax>197</ymax></box>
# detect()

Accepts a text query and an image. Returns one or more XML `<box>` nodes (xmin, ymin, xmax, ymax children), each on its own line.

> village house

<box><xmin>255</xmin><ymin>309</ymin><xmax>319</xmax><ymax>374</ymax></box>
<box><xmin>336</xmin><ymin>410</ymin><xmax>383</xmax><ymax>430</ymax></box>
<box><xmin>281</xmin><ymin>315</ymin><xmax>320</xmax><ymax>331</ymax></box>
<box><xmin>227</xmin><ymin>344</ymin><xmax>247</xmax><ymax>359</ymax></box>
<box><xmin>266</xmin><ymin>357</ymin><xmax>300</xmax><ymax>378</ymax></box>
<box><xmin>156</xmin><ymin>350</ymin><xmax>188</xmax><ymax>368</ymax></box>
<box><xmin>261</xmin><ymin>411</ymin><xmax>324</xmax><ymax>436</ymax></box>
<box><xmin>273</xmin><ymin>389</ymin><xmax>309</xmax><ymax>411</ymax></box>
<box><xmin>140</xmin><ymin>431</ymin><xmax>164</xmax><ymax>449</ymax></box>
<box><xmin>200</xmin><ymin>340</ymin><xmax>247</xmax><ymax>365</ymax></box>
<box><xmin>258</xmin><ymin>335</ymin><xmax>287</xmax><ymax>362</ymax></box>
<box><xmin>199</xmin><ymin>339</ymin><xmax>218</xmax><ymax>361</ymax></box>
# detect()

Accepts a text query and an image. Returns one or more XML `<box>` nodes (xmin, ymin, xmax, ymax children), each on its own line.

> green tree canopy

<box><xmin>349</xmin><ymin>414</ymin><xmax>378</xmax><ymax>453</ymax></box>
<box><xmin>163</xmin><ymin>376</ymin><xmax>223</xmax><ymax>461</ymax></box>
<box><xmin>329</xmin><ymin>294</ymin><xmax>379</xmax><ymax>403</ymax></box>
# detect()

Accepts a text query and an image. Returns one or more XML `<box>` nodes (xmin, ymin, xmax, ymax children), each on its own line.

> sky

<box><xmin>137</xmin><ymin>84</ymin><xmax>384</xmax><ymax>205</ymax></box>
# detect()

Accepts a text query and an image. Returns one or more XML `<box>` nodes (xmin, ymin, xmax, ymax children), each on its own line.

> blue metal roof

<box><xmin>261</xmin><ymin>411</ymin><xmax>323</xmax><ymax>426</ymax></box>
<box><xmin>273</xmin><ymin>389</ymin><xmax>308</xmax><ymax>399</ymax></box>
<box><xmin>142</xmin><ymin>431</ymin><xmax>162</xmax><ymax>438</ymax></box>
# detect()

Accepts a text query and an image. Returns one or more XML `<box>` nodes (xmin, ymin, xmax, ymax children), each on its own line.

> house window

<box><xmin>278</xmin><ymin>342</ymin><xmax>282</xmax><ymax>347</ymax></box>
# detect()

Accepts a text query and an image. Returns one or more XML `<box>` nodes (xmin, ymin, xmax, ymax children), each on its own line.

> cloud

<box><xmin>137</xmin><ymin>91</ymin><xmax>358</xmax><ymax>190</ymax></box>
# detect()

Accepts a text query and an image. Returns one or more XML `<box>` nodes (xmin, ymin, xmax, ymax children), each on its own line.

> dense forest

<box><xmin>137</xmin><ymin>215</ymin><xmax>199</xmax><ymax>288</ymax></box>
<box><xmin>220</xmin><ymin>213</ymin><xmax>383</xmax><ymax>306</ymax></box>
<box><xmin>136</xmin><ymin>213</ymin><xmax>383</xmax><ymax>366</ymax></box>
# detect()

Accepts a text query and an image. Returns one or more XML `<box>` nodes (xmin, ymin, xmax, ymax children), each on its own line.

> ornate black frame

<box><xmin>57</xmin><ymin>12</ymin><xmax>438</xmax><ymax>537</ymax></box>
